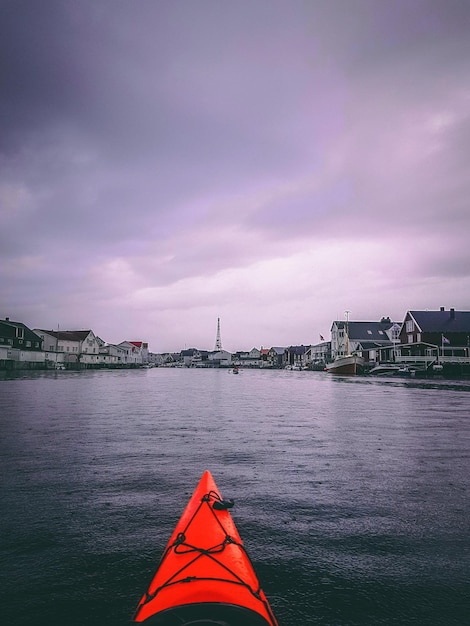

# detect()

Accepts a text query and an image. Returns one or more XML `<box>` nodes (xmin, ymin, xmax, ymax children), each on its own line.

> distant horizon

<box><xmin>3</xmin><ymin>306</ymin><xmax>466</xmax><ymax>355</ymax></box>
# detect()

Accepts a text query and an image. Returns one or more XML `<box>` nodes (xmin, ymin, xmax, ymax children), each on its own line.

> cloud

<box><xmin>1</xmin><ymin>0</ymin><xmax>470</xmax><ymax>350</ymax></box>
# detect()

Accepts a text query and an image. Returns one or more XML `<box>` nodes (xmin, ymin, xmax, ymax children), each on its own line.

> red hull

<box><xmin>134</xmin><ymin>471</ymin><xmax>278</xmax><ymax>625</ymax></box>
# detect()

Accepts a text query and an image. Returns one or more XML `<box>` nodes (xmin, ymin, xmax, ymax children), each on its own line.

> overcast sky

<box><xmin>1</xmin><ymin>0</ymin><xmax>469</xmax><ymax>352</ymax></box>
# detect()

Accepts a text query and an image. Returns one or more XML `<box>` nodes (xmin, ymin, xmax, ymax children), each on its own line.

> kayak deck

<box><xmin>134</xmin><ymin>471</ymin><xmax>278</xmax><ymax>625</ymax></box>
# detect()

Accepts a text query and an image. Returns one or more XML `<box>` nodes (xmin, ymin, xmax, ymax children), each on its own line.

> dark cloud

<box><xmin>1</xmin><ymin>0</ymin><xmax>470</xmax><ymax>347</ymax></box>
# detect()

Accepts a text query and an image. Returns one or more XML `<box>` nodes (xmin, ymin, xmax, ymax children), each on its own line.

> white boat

<box><xmin>396</xmin><ymin>365</ymin><xmax>413</xmax><ymax>377</ymax></box>
<box><xmin>325</xmin><ymin>354</ymin><xmax>364</xmax><ymax>375</ymax></box>
<box><xmin>325</xmin><ymin>310</ymin><xmax>364</xmax><ymax>375</ymax></box>
<box><xmin>369</xmin><ymin>363</ymin><xmax>401</xmax><ymax>376</ymax></box>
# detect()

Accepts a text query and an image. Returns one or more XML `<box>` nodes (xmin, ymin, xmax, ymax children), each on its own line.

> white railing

<box><xmin>438</xmin><ymin>356</ymin><xmax>470</xmax><ymax>364</ymax></box>
<box><xmin>398</xmin><ymin>356</ymin><xmax>436</xmax><ymax>365</ymax></box>
<box><xmin>398</xmin><ymin>355</ymin><xmax>470</xmax><ymax>365</ymax></box>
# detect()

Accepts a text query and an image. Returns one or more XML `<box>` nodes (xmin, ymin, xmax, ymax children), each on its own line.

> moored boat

<box><xmin>134</xmin><ymin>470</ymin><xmax>278</xmax><ymax>625</ymax></box>
<box><xmin>396</xmin><ymin>365</ymin><xmax>413</xmax><ymax>377</ymax></box>
<box><xmin>325</xmin><ymin>354</ymin><xmax>364</xmax><ymax>375</ymax></box>
<box><xmin>325</xmin><ymin>310</ymin><xmax>364</xmax><ymax>375</ymax></box>
<box><xmin>368</xmin><ymin>363</ymin><xmax>401</xmax><ymax>376</ymax></box>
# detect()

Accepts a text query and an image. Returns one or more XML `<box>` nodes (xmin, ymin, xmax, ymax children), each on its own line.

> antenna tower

<box><xmin>214</xmin><ymin>317</ymin><xmax>223</xmax><ymax>351</ymax></box>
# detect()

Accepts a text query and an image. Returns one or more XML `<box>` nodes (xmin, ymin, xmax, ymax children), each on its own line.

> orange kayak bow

<box><xmin>134</xmin><ymin>470</ymin><xmax>278</xmax><ymax>625</ymax></box>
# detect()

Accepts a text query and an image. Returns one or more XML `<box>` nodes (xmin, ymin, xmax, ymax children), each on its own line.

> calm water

<box><xmin>1</xmin><ymin>368</ymin><xmax>469</xmax><ymax>625</ymax></box>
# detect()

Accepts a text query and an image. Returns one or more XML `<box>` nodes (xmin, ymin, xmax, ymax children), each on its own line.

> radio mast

<box><xmin>214</xmin><ymin>317</ymin><xmax>223</xmax><ymax>351</ymax></box>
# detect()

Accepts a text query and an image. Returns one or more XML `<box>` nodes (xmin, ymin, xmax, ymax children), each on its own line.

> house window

<box><xmin>16</xmin><ymin>327</ymin><xmax>24</xmax><ymax>339</ymax></box>
<box><xmin>26</xmin><ymin>341</ymin><xmax>31</xmax><ymax>347</ymax></box>
<box><xmin>407</xmin><ymin>334</ymin><xmax>413</xmax><ymax>344</ymax></box>
<box><xmin>367</xmin><ymin>330</ymin><xmax>372</xmax><ymax>335</ymax></box>
<box><xmin>416</xmin><ymin>333</ymin><xmax>421</xmax><ymax>342</ymax></box>
<box><xmin>406</xmin><ymin>320</ymin><xmax>413</xmax><ymax>333</ymax></box>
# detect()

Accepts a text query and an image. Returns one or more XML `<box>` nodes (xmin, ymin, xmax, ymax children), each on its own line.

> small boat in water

<box><xmin>134</xmin><ymin>470</ymin><xmax>278</xmax><ymax>625</ymax></box>
<box><xmin>396</xmin><ymin>365</ymin><xmax>413</xmax><ymax>377</ymax></box>
<box><xmin>368</xmin><ymin>363</ymin><xmax>401</xmax><ymax>376</ymax></box>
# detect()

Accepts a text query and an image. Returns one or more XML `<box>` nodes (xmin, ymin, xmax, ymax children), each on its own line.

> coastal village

<box><xmin>1</xmin><ymin>307</ymin><xmax>470</xmax><ymax>378</ymax></box>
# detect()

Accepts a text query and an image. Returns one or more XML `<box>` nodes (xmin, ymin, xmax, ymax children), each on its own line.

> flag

<box><xmin>442</xmin><ymin>335</ymin><xmax>450</xmax><ymax>345</ymax></box>
<box><xmin>320</xmin><ymin>335</ymin><xmax>325</xmax><ymax>341</ymax></box>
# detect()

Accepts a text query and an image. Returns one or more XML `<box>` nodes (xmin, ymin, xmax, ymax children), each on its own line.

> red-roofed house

<box><xmin>118</xmin><ymin>341</ymin><xmax>149</xmax><ymax>365</ymax></box>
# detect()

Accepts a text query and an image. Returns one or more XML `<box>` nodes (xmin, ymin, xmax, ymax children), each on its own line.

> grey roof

<box><xmin>37</xmin><ymin>329</ymin><xmax>93</xmax><ymax>342</ymax></box>
<box><xmin>334</xmin><ymin>321</ymin><xmax>395</xmax><ymax>342</ymax></box>
<box><xmin>287</xmin><ymin>345</ymin><xmax>309</xmax><ymax>355</ymax></box>
<box><xmin>409</xmin><ymin>310</ymin><xmax>470</xmax><ymax>333</ymax></box>
<box><xmin>356</xmin><ymin>340</ymin><xmax>392</xmax><ymax>350</ymax></box>
<box><xmin>1</xmin><ymin>319</ymin><xmax>42</xmax><ymax>341</ymax></box>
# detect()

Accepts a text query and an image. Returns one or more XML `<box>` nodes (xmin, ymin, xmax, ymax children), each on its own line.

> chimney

<box><xmin>450</xmin><ymin>308</ymin><xmax>455</xmax><ymax>319</ymax></box>
<box><xmin>440</xmin><ymin>307</ymin><xmax>445</xmax><ymax>312</ymax></box>
<box><xmin>5</xmin><ymin>317</ymin><xmax>9</xmax><ymax>321</ymax></box>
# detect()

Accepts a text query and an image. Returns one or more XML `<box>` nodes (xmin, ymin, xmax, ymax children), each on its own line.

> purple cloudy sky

<box><xmin>1</xmin><ymin>0</ymin><xmax>469</xmax><ymax>352</ymax></box>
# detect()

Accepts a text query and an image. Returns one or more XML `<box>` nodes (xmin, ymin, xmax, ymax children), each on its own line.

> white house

<box><xmin>330</xmin><ymin>318</ymin><xmax>397</xmax><ymax>361</ymax></box>
<box><xmin>99</xmin><ymin>343</ymin><xmax>128</xmax><ymax>365</ymax></box>
<box><xmin>307</xmin><ymin>341</ymin><xmax>331</xmax><ymax>365</ymax></box>
<box><xmin>128</xmin><ymin>341</ymin><xmax>149</xmax><ymax>364</ymax></box>
<box><xmin>34</xmin><ymin>329</ymin><xmax>101</xmax><ymax>365</ymax></box>
<box><xmin>233</xmin><ymin>348</ymin><xmax>261</xmax><ymax>367</ymax></box>
<box><xmin>118</xmin><ymin>341</ymin><xmax>143</xmax><ymax>365</ymax></box>
<box><xmin>208</xmin><ymin>350</ymin><xmax>232</xmax><ymax>367</ymax></box>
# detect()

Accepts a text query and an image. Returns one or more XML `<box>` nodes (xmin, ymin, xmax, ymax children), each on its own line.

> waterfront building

<box><xmin>232</xmin><ymin>347</ymin><xmax>261</xmax><ymax>367</ymax></box>
<box><xmin>330</xmin><ymin>317</ymin><xmax>398</xmax><ymax>365</ymax></box>
<box><xmin>34</xmin><ymin>328</ymin><xmax>102</xmax><ymax>366</ymax></box>
<box><xmin>99</xmin><ymin>343</ymin><xmax>128</xmax><ymax>365</ymax></box>
<box><xmin>208</xmin><ymin>349</ymin><xmax>231</xmax><ymax>367</ymax></box>
<box><xmin>266</xmin><ymin>347</ymin><xmax>286</xmax><ymax>368</ymax></box>
<box><xmin>390</xmin><ymin>308</ymin><xmax>470</xmax><ymax>371</ymax></box>
<box><xmin>284</xmin><ymin>345</ymin><xmax>310</xmax><ymax>369</ymax></box>
<box><xmin>0</xmin><ymin>318</ymin><xmax>43</xmax><ymax>368</ymax></box>
<box><xmin>307</xmin><ymin>341</ymin><xmax>331</xmax><ymax>366</ymax></box>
